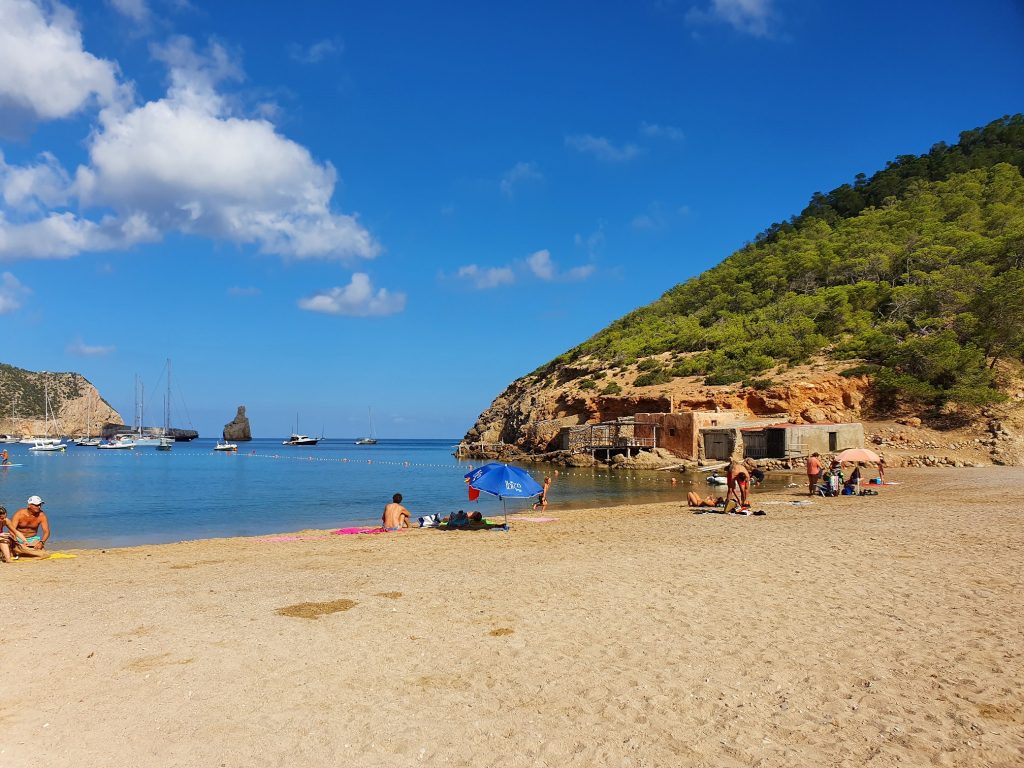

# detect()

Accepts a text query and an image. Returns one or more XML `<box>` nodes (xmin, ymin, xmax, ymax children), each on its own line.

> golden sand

<box><xmin>1</xmin><ymin>467</ymin><xmax>1022</xmax><ymax>767</ymax></box>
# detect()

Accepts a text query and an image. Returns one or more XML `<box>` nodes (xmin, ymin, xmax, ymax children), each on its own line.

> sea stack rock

<box><xmin>223</xmin><ymin>405</ymin><xmax>252</xmax><ymax>441</ymax></box>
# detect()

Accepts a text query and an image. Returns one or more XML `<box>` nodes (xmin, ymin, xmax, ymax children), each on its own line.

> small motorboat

<box><xmin>98</xmin><ymin>436</ymin><xmax>135</xmax><ymax>449</ymax></box>
<box><xmin>75</xmin><ymin>436</ymin><xmax>102</xmax><ymax>447</ymax></box>
<box><xmin>156</xmin><ymin>436</ymin><xmax>174</xmax><ymax>451</ymax></box>
<box><xmin>282</xmin><ymin>434</ymin><xmax>318</xmax><ymax>446</ymax></box>
<box><xmin>214</xmin><ymin>441</ymin><xmax>238</xmax><ymax>452</ymax></box>
<box><xmin>29</xmin><ymin>441</ymin><xmax>66</xmax><ymax>452</ymax></box>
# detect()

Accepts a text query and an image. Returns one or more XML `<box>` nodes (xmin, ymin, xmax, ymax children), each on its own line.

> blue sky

<box><xmin>1</xmin><ymin>0</ymin><xmax>1022</xmax><ymax>438</ymax></box>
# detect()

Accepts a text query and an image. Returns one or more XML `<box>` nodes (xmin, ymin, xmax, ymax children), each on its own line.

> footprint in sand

<box><xmin>275</xmin><ymin>599</ymin><xmax>357</xmax><ymax>619</ymax></box>
<box><xmin>489</xmin><ymin>627</ymin><xmax>514</xmax><ymax>637</ymax></box>
<box><xmin>375</xmin><ymin>592</ymin><xmax>402</xmax><ymax>599</ymax></box>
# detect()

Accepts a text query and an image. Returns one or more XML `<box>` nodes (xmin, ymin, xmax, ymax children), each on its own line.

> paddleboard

<box><xmin>0</xmin><ymin>463</ymin><xmax>22</xmax><ymax>468</ymax></box>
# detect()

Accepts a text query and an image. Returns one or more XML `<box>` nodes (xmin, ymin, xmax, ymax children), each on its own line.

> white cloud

<box><xmin>1</xmin><ymin>151</ymin><xmax>72</xmax><ymax>212</ymax></box>
<box><xmin>500</xmin><ymin>161</ymin><xmax>543</xmax><ymax>197</ymax></box>
<box><xmin>227</xmin><ymin>285</ymin><xmax>261</xmax><ymax>297</ymax></box>
<box><xmin>0</xmin><ymin>271</ymin><xmax>30</xmax><ymax>313</ymax></box>
<box><xmin>0</xmin><ymin>0</ymin><xmax>123</xmax><ymax>123</ymax></box>
<box><xmin>289</xmin><ymin>38</ymin><xmax>342</xmax><ymax>64</ymax></box>
<box><xmin>640</xmin><ymin>122</ymin><xmax>685</xmax><ymax>141</ymax></box>
<box><xmin>456</xmin><ymin>264</ymin><xmax>515</xmax><ymax>289</ymax></box>
<box><xmin>565</xmin><ymin>134</ymin><xmax>640</xmax><ymax>163</ymax></box>
<box><xmin>107</xmin><ymin>0</ymin><xmax>148</xmax><ymax>22</ymax></box>
<box><xmin>686</xmin><ymin>0</ymin><xmax>775</xmax><ymax>37</ymax></box>
<box><xmin>0</xmin><ymin>211</ymin><xmax>158</xmax><ymax>260</ymax></box>
<box><xmin>0</xmin><ymin>29</ymin><xmax>380</xmax><ymax>263</ymax></box>
<box><xmin>526</xmin><ymin>249</ymin><xmax>594</xmax><ymax>282</ymax></box>
<box><xmin>66</xmin><ymin>338</ymin><xmax>115</xmax><ymax>356</ymax></box>
<box><xmin>298</xmin><ymin>272</ymin><xmax>405</xmax><ymax>317</ymax></box>
<box><xmin>526</xmin><ymin>249</ymin><xmax>555</xmax><ymax>280</ymax></box>
<box><xmin>574</xmin><ymin>224</ymin><xmax>606</xmax><ymax>258</ymax></box>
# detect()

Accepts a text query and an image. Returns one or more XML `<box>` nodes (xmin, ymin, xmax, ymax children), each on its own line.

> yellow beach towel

<box><xmin>47</xmin><ymin>552</ymin><xmax>77</xmax><ymax>559</ymax></box>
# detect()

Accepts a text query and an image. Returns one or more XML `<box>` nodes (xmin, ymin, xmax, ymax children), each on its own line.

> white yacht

<box><xmin>214</xmin><ymin>440</ymin><xmax>238</xmax><ymax>452</ymax></box>
<box><xmin>283</xmin><ymin>434</ymin><xmax>319</xmax><ymax>446</ymax></box>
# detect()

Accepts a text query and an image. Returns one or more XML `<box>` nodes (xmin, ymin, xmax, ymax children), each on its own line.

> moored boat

<box><xmin>214</xmin><ymin>440</ymin><xmax>238</xmax><ymax>452</ymax></box>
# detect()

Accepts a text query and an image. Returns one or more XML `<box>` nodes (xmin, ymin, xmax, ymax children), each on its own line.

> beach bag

<box><xmin>418</xmin><ymin>514</ymin><xmax>441</xmax><ymax>528</ymax></box>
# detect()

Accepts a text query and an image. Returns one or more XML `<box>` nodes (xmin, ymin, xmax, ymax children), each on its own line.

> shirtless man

<box><xmin>10</xmin><ymin>495</ymin><xmax>49</xmax><ymax>557</ymax></box>
<box><xmin>726</xmin><ymin>459</ymin><xmax>750</xmax><ymax>507</ymax></box>
<box><xmin>381</xmin><ymin>493</ymin><xmax>410</xmax><ymax>531</ymax></box>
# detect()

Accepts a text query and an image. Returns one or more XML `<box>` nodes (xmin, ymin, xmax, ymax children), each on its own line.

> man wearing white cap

<box><xmin>10</xmin><ymin>495</ymin><xmax>50</xmax><ymax>557</ymax></box>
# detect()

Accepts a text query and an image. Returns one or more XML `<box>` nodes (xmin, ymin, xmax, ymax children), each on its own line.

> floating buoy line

<box><xmin>11</xmin><ymin>448</ymin><xmax>798</xmax><ymax>486</ymax></box>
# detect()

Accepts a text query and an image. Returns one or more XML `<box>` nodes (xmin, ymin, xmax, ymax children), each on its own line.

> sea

<box><xmin>0</xmin><ymin>438</ymin><xmax>744</xmax><ymax>549</ymax></box>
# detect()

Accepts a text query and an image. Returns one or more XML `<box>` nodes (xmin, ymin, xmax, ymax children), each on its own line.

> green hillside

<box><xmin>553</xmin><ymin>115</ymin><xmax>1024</xmax><ymax>411</ymax></box>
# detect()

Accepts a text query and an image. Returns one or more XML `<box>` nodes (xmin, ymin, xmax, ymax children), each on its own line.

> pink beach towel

<box><xmin>332</xmin><ymin>527</ymin><xmax>401</xmax><ymax>535</ymax></box>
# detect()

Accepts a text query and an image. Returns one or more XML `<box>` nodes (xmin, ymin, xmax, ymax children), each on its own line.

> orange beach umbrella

<box><xmin>835</xmin><ymin>448</ymin><xmax>881</xmax><ymax>464</ymax></box>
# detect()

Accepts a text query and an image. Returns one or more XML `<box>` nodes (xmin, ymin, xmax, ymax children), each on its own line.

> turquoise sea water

<box><xmin>0</xmin><ymin>438</ymin><xmax>703</xmax><ymax>548</ymax></box>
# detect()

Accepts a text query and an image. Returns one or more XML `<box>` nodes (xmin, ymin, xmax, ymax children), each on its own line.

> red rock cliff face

<box><xmin>464</xmin><ymin>364</ymin><xmax>874</xmax><ymax>454</ymax></box>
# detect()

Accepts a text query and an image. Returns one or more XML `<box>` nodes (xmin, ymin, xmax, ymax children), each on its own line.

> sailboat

<box><xmin>283</xmin><ymin>413</ymin><xmax>319</xmax><ymax>446</ymax></box>
<box><xmin>75</xmin><ymin>393</ymin><xmax>102</xmax><ymax>446</ymax></box>
<box><xmin>29</xmin><ymin>379</ymin><xmax>67</xmax><ymax>452</ymax></box>
<box><xmin>156</xmin><ymin>360</ymin><xmax>174</xmax><ymax>450</ymax></box>
<box><xmin>355</xmin><ymin>407</ymin><xmax>378</xmax><ymax>445</ymax></box>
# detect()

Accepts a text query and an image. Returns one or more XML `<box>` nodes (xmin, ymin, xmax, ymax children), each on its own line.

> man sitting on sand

<box><xmin>9</xmin><ymin>495</ymin><xmax>50</xmax><ymax>557</ymax></box>
<box><xmin>726</xmin><ymin>459</ymin><xmax>750</xmax><ymax>507</ymax></box>
<box><xmin>382</xmin><ymin>493</ymin><xmax>410</xmax><ymax>531</ymax></box>
<box><xmin>687</xmin><ymin>492</ymin><xmax>725</xmax><ymax>508</ymax></box>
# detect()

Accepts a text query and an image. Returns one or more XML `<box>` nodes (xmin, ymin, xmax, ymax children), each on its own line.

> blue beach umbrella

<box><xmin>463</xmin><ymin>463</ymin><xmax>543</xmax><ymax>528</ymax></box>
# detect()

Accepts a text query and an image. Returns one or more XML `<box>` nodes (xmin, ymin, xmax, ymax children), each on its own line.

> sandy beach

<box><xmin>2</xmin><ymin>467</ymin><xmax>1022</xmax><ymax>767</ymax></box>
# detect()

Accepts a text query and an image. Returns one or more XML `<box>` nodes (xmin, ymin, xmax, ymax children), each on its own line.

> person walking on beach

<box><xmin>382</xmin><ymin>493</ymin><xmax>410</xmax><ymax>531</ymax></box>
<box><xmin>806</xmin><ymin>452</ymin><xmax>822</xmax><ymax>496</ymax></box>
<box><xmin>533</xmin><ymin>476</ymin><xmax>552</xmax><ymax>511</ymax></box>
<box><xmin>9</xmin><ymin>495</ymin><xmax>50</xmax><ymax>557</ymax></box>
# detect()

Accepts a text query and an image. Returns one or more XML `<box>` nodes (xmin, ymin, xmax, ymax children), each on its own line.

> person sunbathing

<box><xmin>687</xmin><ymin>492</ymin><xmax>725</xmax><ymax>507</ymax></box>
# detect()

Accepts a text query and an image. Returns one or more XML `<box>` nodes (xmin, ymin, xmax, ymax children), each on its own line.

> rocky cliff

<box><xmin>0</xmin><ymin>363</ymin><xmax>123</xmax><ymax>436</ymax></box>
<box><xmin>463</xmin><ymin>355</ymin><xmax>1024</xmax><ymax>466</ymax></box>
<box><xmin>465</xmin><ymin>356</ymin><xmax>872</xmax><ymax>452</ymax></box>
<box><xmin>223</xmin><ymin>405</ymin><xmax>252</xmax><ymax>441</ymax></box>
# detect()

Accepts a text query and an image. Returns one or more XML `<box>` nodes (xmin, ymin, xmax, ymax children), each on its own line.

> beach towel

<box><xmin>332</xmin><ymin>527</ymin><xmax>400</xmax><ymax>535</ymax></box>
<box><xmin>46</xmin><ymin>552</ymin><xmax>77</xmax><ymax>559</ymax></box>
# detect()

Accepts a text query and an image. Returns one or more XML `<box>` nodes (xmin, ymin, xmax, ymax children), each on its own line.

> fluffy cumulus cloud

<box><xmin>66</xmin><ymin>338</ymin><xmax>115</xmax><ymax>356</ymax></box>
<box><xmin>0</xmin><ymin>0</ymin><xmax>122</xmax><ymax>124</ymax></box>
<box><xmin>0</xmin><ymin>271</ymin><xmax>30</xmax><ymax>313</ymax></box>
<box><xmin>0</xmin><ymin>15</ymin><xmax>380</xmax><ymax>264</ymax></box>
<box><xmin>565</xmin><ymin>134</ymin><xmax>640</xmax><ymax>163</ymax></box>
<box><xmin>298</xmin><ymin>272</ymin><xmax>405</xmax><ymax>317</ymax></box>
<box><xmin>686</xmin><ymin>0</ymin><xmax>775</xmax><ymax>37</ymax></box>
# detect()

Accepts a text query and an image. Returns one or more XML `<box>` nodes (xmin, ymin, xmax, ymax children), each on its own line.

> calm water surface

<box><xmin>0</xmin><ymin>439</ymin><xmax>805</xmax><ymax>548</ymax></box>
